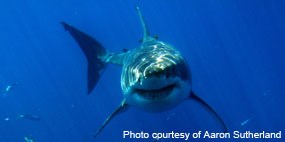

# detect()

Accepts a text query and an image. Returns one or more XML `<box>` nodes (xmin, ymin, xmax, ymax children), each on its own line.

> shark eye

<box><xmin>138</xmin><ymin>77</ymin><xmax>141</xmax><ymax>84</ymax></box>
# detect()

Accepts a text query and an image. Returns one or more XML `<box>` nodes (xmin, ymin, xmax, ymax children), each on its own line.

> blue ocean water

<box><xmin>0</xmin><ymin>0</ymin><xmax>284</xmax><ymax>141</ymax></box>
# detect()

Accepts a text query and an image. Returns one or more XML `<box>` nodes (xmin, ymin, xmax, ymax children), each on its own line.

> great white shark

<box><xmin>62</xmin><ymin>6</ymin><xmax>227</xmax><ymax>138</ymax></box>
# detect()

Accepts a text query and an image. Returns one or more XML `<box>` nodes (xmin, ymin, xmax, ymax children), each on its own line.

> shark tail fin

<box><xmin>190</xmin><ymin>91</ymin><xmax>228</xmax><ymax>132</ymax></box>
<box><xmin>61</xmin><ymin>22</ymin><xmax>106</xmax><ymax>94</ymax></box>
<box><xmin>136</xmin><ymin>6</ymin><xmax>150</xmax><ymax>42</ymax></box>
<box><xmin>94</xmin><ymin>99</ymin><xmax>128</xmax><ymax>138</ymax></box>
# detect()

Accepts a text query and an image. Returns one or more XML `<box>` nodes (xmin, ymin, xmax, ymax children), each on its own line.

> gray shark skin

<box><xmin>62</xmin><ymin>6</ymin><xmax>227</xmax><ymax>138</ymax></box>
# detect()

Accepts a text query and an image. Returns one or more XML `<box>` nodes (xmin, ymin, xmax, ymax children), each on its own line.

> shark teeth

<box><xmin>135</xmin><ymin>84</ymin><xmax>176</xmax><ymax>100</ymax></box>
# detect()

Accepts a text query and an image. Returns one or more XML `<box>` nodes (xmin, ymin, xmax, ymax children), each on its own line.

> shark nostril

<box><xmin>172</xmin><ymin>67</ymin><xmax>175</xmax><ymax>73</ymax></box>
<box><xmin>166</xmin><ymin>72</ymin><xmax>170</xmax><ymax>78</ymax></box>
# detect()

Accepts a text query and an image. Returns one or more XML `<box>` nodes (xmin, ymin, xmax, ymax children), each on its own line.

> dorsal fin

<box><xmin>136</xmin><ymin>6</ymin><xmax>151</xmax><ymax>42</ymax></box>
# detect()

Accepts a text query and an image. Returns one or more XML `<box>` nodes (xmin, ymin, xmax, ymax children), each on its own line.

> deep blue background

<box><xmin>0</xmin><ymin>0</ymin><xmax>284</xmax><ymax>141</ymax></box>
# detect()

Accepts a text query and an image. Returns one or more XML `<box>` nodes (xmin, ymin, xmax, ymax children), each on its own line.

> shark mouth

<box><xmin>134</xmin><ymin>84</ymin><xmax>176</xmax><ymax>100</ymax></box>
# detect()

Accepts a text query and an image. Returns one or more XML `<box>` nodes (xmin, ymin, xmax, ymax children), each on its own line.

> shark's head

<box><xmin>121</xmin><ymin>39</ymin><xmax>191</xmax><ymax>112</ymax></box>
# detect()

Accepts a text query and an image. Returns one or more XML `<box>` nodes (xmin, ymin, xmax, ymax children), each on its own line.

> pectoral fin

<box><xmin>94</xmin><ymin>99</ymin><xmax>129</xmax><ymax>138</ymax></box>
<box><xmin>190</xmin><ymin>91</ymin><xmax>228</xmax><ymax>132</ymax></box>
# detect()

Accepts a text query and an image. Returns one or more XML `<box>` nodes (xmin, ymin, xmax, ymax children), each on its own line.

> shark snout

<box><xmin>135</xmin><ymin>75</ymin><xmax>176</xmax><ymax>90</ymax></box>
<box><xmin>143</xmin><ymin>63</ymin><xmax>177</xmax><ymax>79</ymax></box>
